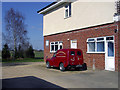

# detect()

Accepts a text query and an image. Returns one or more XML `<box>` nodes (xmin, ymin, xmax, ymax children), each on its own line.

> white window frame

<box><xmin>71</xmin><ymin>39</ymin><xmax>77</xmax><ymax>49</ymax></box>
<box><xmin>50</xmin><ymin>41</ymin><xmax>63</xmax><ymax>53</ymax></box>
<box><xmin>87</xmin><ymin>37</ymin><xmax>105</xmax><ymax>53</ymax></box>
<box><xmin>64</xmin><ymin>3</ymin><xmax>71</xmax><ymax>18</ymax></box>
<box><xmin>46</xmin><ymin>40</ymin><xmax>49</xmax><ymax>46</ymax></box>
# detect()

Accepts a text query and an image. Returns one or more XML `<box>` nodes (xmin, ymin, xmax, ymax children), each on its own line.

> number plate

<box><xmin>76</xmin><ymin>65</ymin><xmax>82</xmax><ymax>67</ymax></box>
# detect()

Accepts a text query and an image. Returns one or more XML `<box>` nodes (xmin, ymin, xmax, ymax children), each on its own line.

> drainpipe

<box><xmin>114</xmin><ymin>0</ymin><xmax>120</xmax><ymax>71</ymax></box>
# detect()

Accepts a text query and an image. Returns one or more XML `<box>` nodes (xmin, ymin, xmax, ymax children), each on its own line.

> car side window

<box><xmin>77</xmin><ymin>51</ymin><xmax>81</xmax><ymax>56</ymax></box>
<box><xmin>70</xmin><ymin>51</ymin><xmax>75</xmax><ymax>56</ymax></box>
<box><xmin>53</xmin><ymin>53</ymin><xmax>56</xmax><ymax>57</ymax></box>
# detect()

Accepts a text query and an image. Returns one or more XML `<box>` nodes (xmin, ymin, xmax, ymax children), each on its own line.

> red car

<box><xmin>46</xmin><ymin>49</ymin><xmax>87</xmax><ymax>71</ymax></box>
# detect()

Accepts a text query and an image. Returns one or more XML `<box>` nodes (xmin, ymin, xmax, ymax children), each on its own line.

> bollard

<box><xmin>93</xmin><ymin>59</ymin><xmax>95</xmax><ymax>70</ymax></box>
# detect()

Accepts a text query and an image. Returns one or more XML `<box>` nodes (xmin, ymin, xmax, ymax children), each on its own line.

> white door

<box><xmin>105</xmin><ymin>40</ymin><xmax>115</xmax><ymax>71</ymax></box>
<box><xmin>71</xmin><ymin>40</ymin><xmax>77</xmax><ymax>49</ymax></box>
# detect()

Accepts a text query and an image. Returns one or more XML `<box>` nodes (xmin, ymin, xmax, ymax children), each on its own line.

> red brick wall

<box><xmin>44</xmin><ymin>23</ymin><xmax>118</xmax><ymax>71</ymax></box>
<box><xmin>118</xmin><ymin>21</ymin><xmax>120</xmax><ymax>72</ymax></box>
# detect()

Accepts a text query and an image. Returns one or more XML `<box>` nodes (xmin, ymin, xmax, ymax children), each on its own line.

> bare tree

<box><xmin>4</xmin><ymin>8</ymin><xmax>29</xmax><ymax>59</ymax></box>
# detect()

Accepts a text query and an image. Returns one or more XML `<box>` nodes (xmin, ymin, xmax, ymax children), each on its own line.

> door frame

<box><xmin>105</xmin><ymin>36</ymin><xmax>115</xmax><ymax>71</ymax></box>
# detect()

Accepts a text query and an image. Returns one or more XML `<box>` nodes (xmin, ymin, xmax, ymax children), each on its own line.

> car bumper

<box><xmin>67</xmin><ymin>64</ymin><xmax>83</xmax><ymax>68</ymax></box>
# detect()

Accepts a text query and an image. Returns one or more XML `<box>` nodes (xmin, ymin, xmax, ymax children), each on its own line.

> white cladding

<box><xmin>43</xmin><ymin>1</ymin><xmax>115</xmax><ymax>36</ymax></box>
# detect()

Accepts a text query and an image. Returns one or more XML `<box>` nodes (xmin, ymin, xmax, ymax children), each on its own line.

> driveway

<box><xmin>2</xmin><ymin>62</ymin><xmax>118</xmax><ymax>88</ymax></box>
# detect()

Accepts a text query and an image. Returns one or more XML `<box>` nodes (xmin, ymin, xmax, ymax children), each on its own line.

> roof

<box><xmin>37</xmin><ymin>2</ymin><xmax>57</xmax><ymax>14</ymax></box>
<box><xmin>37</xmin><ymin>0</ymin><xmax>67</xmax><ymax>14</ymax></box>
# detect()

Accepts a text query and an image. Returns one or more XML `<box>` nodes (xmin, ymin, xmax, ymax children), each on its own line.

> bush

<box><xmin>2</xmin><ymin>44</ymin><xmax>10</xmax><ymax>59</ymax></box>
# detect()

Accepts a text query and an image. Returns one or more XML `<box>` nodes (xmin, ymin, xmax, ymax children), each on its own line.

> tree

<box><xmin>4</xmin><ymin>8</ymin><xmax>29</xmax><ymax>59</ymax></box>
<box><xmin>2</xmin><ymin>44</ymin><xmax>10</xmax><ymax>59</ymax></box>
<box><xmin>25</xmin><ymin>45</ymin><xmax>35</xmax><ymax>58</ymax></box>
<box><xmin>18</xmin><ymin>44</ymin><xmax>24</xmax><ymax>58</ymax></box>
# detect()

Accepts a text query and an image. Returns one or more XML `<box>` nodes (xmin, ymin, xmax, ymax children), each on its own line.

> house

<box><xmin>37</xmin><ymin>0</ymin><xmax>120</xmax><ymax>71</ymax></box>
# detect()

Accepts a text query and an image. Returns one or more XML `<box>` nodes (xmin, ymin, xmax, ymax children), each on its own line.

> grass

<box><xmin>2</xmin><ymin>58</ymin><xmax>44</xmax><ymax>63</ymax></box>
<box><xmin>34</xmin><ymin>51</ymin><xmax>44</xmax><ymax>58</ymax></box>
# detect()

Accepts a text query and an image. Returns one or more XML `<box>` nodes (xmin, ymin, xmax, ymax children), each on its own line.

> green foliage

<box><xmin>25</xmin><ymin>46</ymin><xmax>35</xmax><ymax>58</ymax></box>
<box><xmin>2</xmin><ymin>44</ymin><xmax>10</xmax><ymax>59</ymax></box>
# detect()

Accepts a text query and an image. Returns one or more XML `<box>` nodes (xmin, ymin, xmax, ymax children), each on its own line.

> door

<box><xmin>52</xmin><ymin>52</ymin><xmax>57</xmax><ymax>67</ymax></box>
<box><xmin>69</xmin><ymin>51</ymin><xmax>76</xmax><ymax>65</ymax></box>
<box><xmin>76</xmin><ymin>51</ymin><xmax>83</xmax><ymax>65</ymax></box>
<box><xmin>105</xmin><ymin>40</ymin><xmax>115</xmax><ymax>71</ymax></box>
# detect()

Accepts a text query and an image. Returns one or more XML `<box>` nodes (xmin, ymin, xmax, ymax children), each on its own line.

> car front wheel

<box><xmin>46</xmin><ymin>62</ymin><xmax>50</xmax><ymax>68</ymax></box>
<box><xmin>59</xmin><ymin>63</ymin><xmax>65</xmax><ymax>71</ymax></box>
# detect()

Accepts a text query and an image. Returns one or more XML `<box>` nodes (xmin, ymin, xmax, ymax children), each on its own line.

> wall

<box><xmin>43</xmin><ymin>1</ymin><xmax>115</xmax><ymax>36</ymax></box>
<box><xmin>44</xmin><ymin>23</ymin><xmax>118</xmax><ymax>71</ymax></box>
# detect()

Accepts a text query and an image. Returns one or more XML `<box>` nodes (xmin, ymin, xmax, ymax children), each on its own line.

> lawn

<box><xmin>34</xmin><ymin>51</ymin><xmax>44</xmax><ymax>58</ymax></box>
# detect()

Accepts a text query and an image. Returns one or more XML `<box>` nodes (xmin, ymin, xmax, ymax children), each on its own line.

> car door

<box><xmin>52</xmin><ymin>52</ymin><xmax>57</xmax><ymax>67</ymax></box>
<box><xmin>69</xmin><ymin>50</ymin><xmax>76</xmax><ymax>65</ymax></box>
<box><xmin>76</xmin><ymin>50</ymin><xmax>83</xmax><ymax>65</ymax></box>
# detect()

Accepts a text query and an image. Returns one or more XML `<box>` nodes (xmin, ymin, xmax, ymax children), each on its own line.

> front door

<box><xmin>105</xmin><ymin>39</ymin><xmax>115</xmax><ymax>71</ymax></box>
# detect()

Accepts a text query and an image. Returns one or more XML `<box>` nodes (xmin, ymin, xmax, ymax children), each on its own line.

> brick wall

<box><xmin>44</xmin><ymin>23</ymin><xmax>118</xmax><ymax>71</ymax></box>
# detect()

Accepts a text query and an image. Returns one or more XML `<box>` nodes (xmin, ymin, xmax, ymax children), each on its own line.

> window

<box><xmin>87</xmin><ymin>37</ymin><xmax>105</xmax><ymax>53</ymax></box>
<box><xmin>108</xmin><ymin>42</ymin><xmax>114</xmax><ymax>56</ymax></box>
<box><xmin>97</xmin><ymin>42</ymin><xmax>104</xmax><ymax>52</ymax></box>
<box><xmin>88</xmin><ymin>42</ymin><xmax>95</xmax><ymax>52</ymax></box>
<box><xmin>71</xmin><ymin>40</ymin><xmax>77</xmax><ymax>49</ymax></box>
<box><xmin>77</xmin><ymin>51</ymin><xmax>81</xmax><ymax>56</ymax></box>
<box><xmin>46</xmin><ymin>40</ymin><xmax>49</xmax><ymax>46</ymax></box>
<box><xmin>70</xmin><ymin>51</ymin><xmax>75</xmax><ymax>55</ymax></box>
<box><xmin>53</xmin><ymin>52</ymin><xmax>56</xmax><ymax>57</ymax></box>
<box><xmin>50</xmin><ymin>41</ymin><xmax>63</xmax><ymax>52</ymax></box>
<box><xmin>65</xmin><ymin>3</ymin><xmax>71</xmax><ymax>18</ymax></box>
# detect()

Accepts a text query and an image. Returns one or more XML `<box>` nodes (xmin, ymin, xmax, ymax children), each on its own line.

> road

<box><xmin>2</xmin><ymin>62</ymin><xmax>118</xmax><ymax>88</ymax></box>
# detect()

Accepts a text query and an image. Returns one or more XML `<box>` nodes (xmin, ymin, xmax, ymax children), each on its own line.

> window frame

<box><xmin>50</xmin><ymin>41</ymin><xmax>63</xmax><ymax>53</ymax></box>
<box><xmin>46</xmin><ymin>40</ymin><xmax>49</xmax><ymax>47</ymax></box>
<box><xmin>87</xmin><ymin>37</ymin><xmax>105</xmax><ymax>53</ymax></box>
<box><xmin>64</xmin><ymin>3</ymin><xmax>71</xmax><ymax>19</ymax></box>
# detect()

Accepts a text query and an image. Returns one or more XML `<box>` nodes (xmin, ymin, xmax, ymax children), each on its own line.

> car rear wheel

<box><xmin>59</xmin><ymin>63</ymin><xmax>65</xmax><ymax>71</ymax></box>
<box><xmin>82</xmin><ymin>63</ymin><xmax>87</xmax><ymax>70</ymax></box>
<box><xmin>46</xmin><ymin>62</ymin><xmax>50</xmax><ymax>68</ymax></box>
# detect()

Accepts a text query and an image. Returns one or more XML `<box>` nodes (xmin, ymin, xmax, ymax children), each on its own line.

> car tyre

<box><xmin>46</xmin><ymin>61</ymin><xmax>50</xmax><ymax>68</ymax></box>
<box><xmin>82</xmin><ymin>63</ymin><xmax>87</xmax><ymax>70</ymax></box>
<box><xmin>59</xmin><ymin>63</ymin><xmax>65</xmax><ymax>71</ymax></box>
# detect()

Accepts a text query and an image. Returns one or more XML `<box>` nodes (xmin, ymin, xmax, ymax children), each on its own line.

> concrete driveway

<box><xmin>2</xmin><ymin>62</ymin><xmax>118</xmax><ymax>88</ymax></box>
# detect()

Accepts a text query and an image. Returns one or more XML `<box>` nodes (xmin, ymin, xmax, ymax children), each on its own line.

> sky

<box><xmin>2</xmin><ymin>2</ymin><xmax>53</xmax><ymax>50</ymax></box>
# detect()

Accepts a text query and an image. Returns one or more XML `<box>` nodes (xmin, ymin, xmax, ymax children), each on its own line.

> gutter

<box><xmin>38</xmin><ymin>0</ymin><xmax>66</xmax><ymax>14</ymax></box>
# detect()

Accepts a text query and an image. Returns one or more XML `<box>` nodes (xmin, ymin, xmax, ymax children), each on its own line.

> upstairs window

<box><xmin>65</xmin><ymin>3</ymin><xmax>71</xmax><ymax>18</ymax></box>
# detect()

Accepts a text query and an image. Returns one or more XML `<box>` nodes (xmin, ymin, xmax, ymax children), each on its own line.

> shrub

<box><xmin>2</xmin><ymin>44</ymin><xmax>10</xmax><ymax>59</ymax></box>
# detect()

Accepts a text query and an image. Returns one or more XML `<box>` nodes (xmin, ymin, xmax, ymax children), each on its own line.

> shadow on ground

<box><xmin>50</xmin><ymin>67</ymin><xmax>87</xmax><ymax>72</ymax></box>
<box><xmin>2</xmin><ymin>76</ymin><xmax>66</xmax><ymax>89</ymax></box>
<box><xmin>2</xmin><ymin>63</ymin><xmax>28</xmax><ymax>67</ymax></box>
